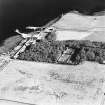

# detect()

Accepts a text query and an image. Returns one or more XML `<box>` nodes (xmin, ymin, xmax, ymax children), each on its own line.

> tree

<box><xmin>86</xmin><ymin>50</ymin><xmax>95</xmax><ymax>61</ymax></box>
<box><xmin>79</xmin><ymin>48</ymin><xmax>86</xmax><ymax>62</ymax></box>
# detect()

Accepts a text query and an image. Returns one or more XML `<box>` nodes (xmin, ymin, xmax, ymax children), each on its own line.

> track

<box><xmin>0</xmin><ymin>99</ymin><xmax>36</xmax><ymax>105</ymax></box>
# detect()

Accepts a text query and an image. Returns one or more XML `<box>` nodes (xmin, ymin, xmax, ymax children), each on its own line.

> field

<box><xmin>53</xmin><ymin>12</ymin><xmax>105</xmax><ymax>31</ymax></box>
<box><xmin>83</xmin><ymin>31</ymin><xmax>105</xmax><ymax>42</ymax></box>
<box><xmin>55</xmin><ymin>30</ymin><xmax>93</xmax><ymax>40</ymax></box>
<box><xmin>0</xmin><ymin>60</ymin><xmax>105</xmax><ymax>105</ymax></box>
<box><xmin>53</xmin><ymin>12</ymin><xmax>105</xmax><ymax>42</ymax></box>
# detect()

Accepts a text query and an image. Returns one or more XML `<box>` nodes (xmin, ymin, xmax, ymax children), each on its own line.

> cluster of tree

<box><xmin>75</xmin><ymin>47</ymin><xmax>105</xmax><ymax>64</ymax></box>
<box><xmin>17</xmin><ymin>40</ymin><xmax>105</xmax><ymax>65</ymax></box>
<box><xmin>18</xmin><ymin>40</ymin><xmax>59</xmax><ymax>63</ymax></box>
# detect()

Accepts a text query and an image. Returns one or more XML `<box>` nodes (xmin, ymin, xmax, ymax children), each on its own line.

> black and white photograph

<box><xmin>0</xmin><ymin>0</ymin><xmax>105</xmax><ymax>105</ymax></box>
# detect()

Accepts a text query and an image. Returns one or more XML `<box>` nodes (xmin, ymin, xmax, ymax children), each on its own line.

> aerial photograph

<box><xmin>0</xmin><ymin>0</ymin><xmax>105</xmax><ymax>105</ymax></box>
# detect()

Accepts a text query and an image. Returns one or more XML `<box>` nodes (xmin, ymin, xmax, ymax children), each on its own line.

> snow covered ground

<box><xmin>53</xmin><ymin>12</ymin><xmax>105</xmax><ymax>31</ymax></box>
<box><xmin>55</xmin><ymin>30</ymin><xmax>93</xmax><ymax>40</ymax></box>
<box><xmin>53</xmin><ymin>11</ymin><xmax>105</xmax><ymax>41</ymax></box>
<box><xmin>55</xmin><ymin>27</ymin><xmax>105</xmax><ymax>41</ymax></box>
<box><xmin>0</xmin><ymin>60</ymin><xmax>105</xmax><ymax>105</ymax></box>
